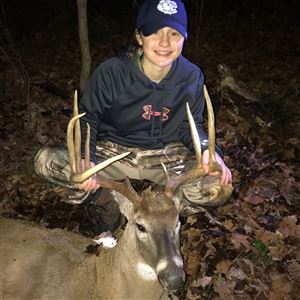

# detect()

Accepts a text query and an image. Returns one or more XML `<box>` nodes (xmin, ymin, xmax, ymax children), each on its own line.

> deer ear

<box><xmin>111</xmin><ymin>191</ymin><xmax>134</xmax><ymax>219</ymax></box>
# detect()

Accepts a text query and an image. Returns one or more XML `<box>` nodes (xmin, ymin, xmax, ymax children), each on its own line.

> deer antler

<box><xmin>164</xmin><ymin>85</ymin><xmax>233</xmax><ymax>203</ymax></box>
<box><xmin>67</xmin><ymin>91</ymin><xmax>142</xmax><ymax>204</ymax></box>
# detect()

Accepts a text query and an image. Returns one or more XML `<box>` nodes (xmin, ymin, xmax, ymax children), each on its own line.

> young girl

<box><xmin>35</xmin><ymin>0</ymin><xmax>232</xmax><ymax>231</ymax></box>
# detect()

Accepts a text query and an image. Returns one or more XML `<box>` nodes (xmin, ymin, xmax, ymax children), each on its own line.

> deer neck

<box><xmin>95</xmin><ymin>223</ymin><xmax>167</xmax><ymax>299</ymax></box>
<box><xmin>113</xmin><ymin>224</ymin><xmax>158</xmax><ymax>280</ymax></box>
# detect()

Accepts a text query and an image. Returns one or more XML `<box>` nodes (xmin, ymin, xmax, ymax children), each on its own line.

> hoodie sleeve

<box><xmin>78</xmin><ymin>63</ymin><xmax>114</xmax><ymax>163</ymax></box>
<box><xmin>177</xmin><ymin>76</ymin><xmax>223</xmax><ymax>158</ymax></box>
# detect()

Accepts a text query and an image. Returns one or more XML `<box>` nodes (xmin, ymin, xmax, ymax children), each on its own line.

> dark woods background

<box><xmin>3</xmin><ymin>0</ymin><xmax>300</xmax><ymax>60</ymax></box>
<box><xmin>1</xmin><ymin>1</ymin><xmax>300</xmax><ymax>299</ymax></box>
<box><xmin>3</xmin><ymin>0</ymin><xmax>300</xmax><ymax>39</ymax></box>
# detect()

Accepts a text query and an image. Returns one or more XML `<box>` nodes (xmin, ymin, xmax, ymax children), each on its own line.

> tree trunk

<box><xmin>76</xmin><ymin>0</ymin><xmax>91</xmax><ymax>94</ymax></box>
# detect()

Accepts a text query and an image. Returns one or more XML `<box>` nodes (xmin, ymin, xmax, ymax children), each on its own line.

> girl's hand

<box><xmin>202</xmin><ymin>150</ymin><xmax>232</xmax><ymax>186</ymax></box>
<box><xmin>78</xmin><ymin>160</ymin><xmax>100</xmax><ymax>192</ymax></box>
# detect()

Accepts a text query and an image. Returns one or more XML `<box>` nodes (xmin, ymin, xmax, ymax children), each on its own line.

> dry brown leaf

<box><xmin>278</xmin><ymin>215</ymin><xmax>300</xmax><ymax>238</ymax></box>
<box><xmin>287</xmin><ymin>261</ymin><xmax>300</xmax><ymax>283</ymax></box>
<box><xmin>191</xmin><ymin>276</ymin><xmax>212</xmax><ymax>288</ymax></box>
<box><xmin>215</xmin><ymin>259</ymin><xmax>232</xmax><ymax>274</ymax></box>
<box><xmin>244</xmin><ymin>195</ymin><xmax>266</xmax><ymax>205</ymax></box>
<box><xmin>213</xmin><ymin>276</ymin><xmax>235</xmax><ymax>299</ymax></box>
<box><xmin>244</xmin><ymin>177</ymin><xmax>277</xmax><ymax>205</ymax></box>
<box><xmin>185</xmin><ymin>250</ymin><xmax>201</xmax><ymax>277</ymax></box>
<box><xmin>8</xmin><ymin>174</ymin><xmax>23</xmax><ymax>184</ymax></box>
<box><xmin>227</xmin><ymin>266</ymin><xmax>247</xmax><ymax>281</ymax></box>
<box><xmin>185</xmin><ymin>287</ymin><xmax>203</xmax><ymax>300</ymax></box>
<box><xmin>224</xmin><ymin>219</ymin><xmax>236</xmax><ymax>231</ymax></box>
<box><xmin>185</xmin><ymin>228</ymin><xmax>203</xmax><ymax>246</ymax></box>
<box><xmin>245</xmin><ymin>216</ymin><xmax>263</xmax><ymax>231</ymax></box>
<box><xmin>267</xmin><ymin>236</ymin><xmax>289</xmax><ymax>260</ymax></box>
<box><xmin>254</xmin><ymin>228</ymin><xmax>273</xmax><ymax>245</ymax></box>
<box><xmin>239</xmin><ymin>258</ymin><xmax>255</xmax><ymax>277</ymax></box>
<box><xmin>187</xmin><ymin>215</ymin><xmax>198</xmax><ymax>225</ymax></box>
<box><xmin>203</xmin><ymin>240</ymin><xmax>216</xmax><ymax>259</ymax></box>
<box><xmin>270</xmin><ymin>273</ymin><xmax>292</xmax><ymax>299</ymax></box>
<box><xmin>231</xmin><ymin>232</ymin><xmax>251</xmax><ymax>250</ymax></box>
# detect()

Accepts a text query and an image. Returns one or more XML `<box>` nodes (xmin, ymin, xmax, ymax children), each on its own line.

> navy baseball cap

<box><xmin>137</xmin><ymin>0</ymin><xmax>188</xmax><ymax>39</ymax></box>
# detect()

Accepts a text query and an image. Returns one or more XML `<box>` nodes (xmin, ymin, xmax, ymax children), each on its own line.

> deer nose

<box><xmin>158</xmin><ymin>270</ymin><xmax>186</xmax><ymax>291</ymax></box>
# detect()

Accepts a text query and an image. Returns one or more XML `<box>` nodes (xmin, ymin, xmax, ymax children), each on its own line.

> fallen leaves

<box><xmin>1</xmin><ymin>6</ymin><xmax>300</xmax><ymax>299</ymax></box>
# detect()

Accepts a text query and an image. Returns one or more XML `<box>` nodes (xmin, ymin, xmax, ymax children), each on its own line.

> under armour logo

<box><xmin>142</xmin><ymin>105</ymin><xmax>170</xmax><ymax>121</ymax></box>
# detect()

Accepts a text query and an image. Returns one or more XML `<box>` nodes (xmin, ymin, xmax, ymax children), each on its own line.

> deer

<box><xmin>0</xmin><ymin>86</ymin><xmax>233</xmax><ymax>300</ymax></box>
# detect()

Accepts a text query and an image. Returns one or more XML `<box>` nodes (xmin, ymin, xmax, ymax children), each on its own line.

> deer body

<box><xmin>1</xmin><ymin>189</ymin><xmax>184</xmax><ymax>300</ymax></box>
<box><xmin>1</xmin><ymin>217</ymin><xmax>96</xmax><ymax>300</ymax></box>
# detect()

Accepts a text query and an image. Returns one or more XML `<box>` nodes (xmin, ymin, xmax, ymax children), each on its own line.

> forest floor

<box><xmin>1</xmin><ymin>2</ymin><xmax>300</xmax><ymax>299</ymax></box>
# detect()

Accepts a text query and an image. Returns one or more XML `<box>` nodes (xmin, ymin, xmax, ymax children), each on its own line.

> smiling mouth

<box><xmin>155</xmin><ymin>51</ymin><xmax>172</xmax><ymax>56</ymax></box>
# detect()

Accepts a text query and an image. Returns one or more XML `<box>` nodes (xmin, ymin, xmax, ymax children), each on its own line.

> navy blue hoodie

<box><xmin>79</xmin><ymin>47</ymin><xmax>222</xmax><ymax>163</ymax></box>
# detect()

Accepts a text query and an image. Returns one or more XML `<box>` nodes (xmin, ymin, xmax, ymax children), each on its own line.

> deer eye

<box><xmin>136</xmin><ymin>223</ymin><xmax>146</xmax><ymax>232</ymax></box>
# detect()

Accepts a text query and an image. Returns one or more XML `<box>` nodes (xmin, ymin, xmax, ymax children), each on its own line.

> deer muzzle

<box><xmin>158</xmin><ymin>266</ymin><xmax>186</xmax><ymax>291</ymax></box>
<box><xmin>155</xmin><ymin>231</ymin><xmax>186</xmax><ymax>291</ymax></box>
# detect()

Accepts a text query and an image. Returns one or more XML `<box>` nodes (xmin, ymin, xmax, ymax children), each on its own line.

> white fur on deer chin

<box><xmin>136</xmin><ymin>262</ymin><xmax>157</xmax><ymax>281</ymax></box>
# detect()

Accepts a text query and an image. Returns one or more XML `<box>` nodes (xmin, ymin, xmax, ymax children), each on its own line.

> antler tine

<box><xmin>203</xmin><ymin>85</ymin><xmax>220</xmax><ymax>172</ymax></box>
<box><xmin>84</xmin><ymin>123</ymin><xmax>91</xmax><ymax>170</ymax></box>
<box><xmin>186</xmin><ymin>102</ymin><xmax>202</xmax><ymax>166</ymax></box>
<box><xmin>74</xmin><ymin>90</ymin><xmax>82</xmax><ymax>173</ymax></box>
<box><xmin>100</xmin><ymin>177</ymin><xmax>143</xmax><ymax>204</ymax></box>
<box><xmin>67</xmin><ymin>112</ymin><xmax>86</xmax><ymax>174</ymax></box>
<box><xmin>70</xmin><ymin>151</ymin><xmax>131</xmax><ymax>184</ymax></box>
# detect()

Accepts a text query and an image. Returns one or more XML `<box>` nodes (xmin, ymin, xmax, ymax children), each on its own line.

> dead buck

<box><xmin>0</xmin><ymin>86</ymin><xmax>233</xmax><ymax>300</ymax></box>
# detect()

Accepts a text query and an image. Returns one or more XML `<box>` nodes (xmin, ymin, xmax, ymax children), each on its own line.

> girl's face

<box><xmin>136</xmin><ymin>27</ymin><xmax>184</xmax><ymax>74</ymax></box>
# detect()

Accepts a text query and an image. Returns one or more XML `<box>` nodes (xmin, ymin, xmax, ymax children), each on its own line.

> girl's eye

<box><xmin>171</xmin><ymin>31</ymin><xmax>181</xmax><ymax>37</ymax></box>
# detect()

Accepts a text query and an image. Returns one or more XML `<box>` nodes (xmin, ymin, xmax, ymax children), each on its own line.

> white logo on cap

<box><xmin>157</xmin><ymin>0</ymin><xmax>177</xmax><ymax>15</ymax></box>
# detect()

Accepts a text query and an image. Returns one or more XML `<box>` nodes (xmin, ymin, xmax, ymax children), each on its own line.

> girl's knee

<box><xmin>34</xmin><ymin>146</ymin><xmax>68</xmax><ymax>178</ymax></box>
